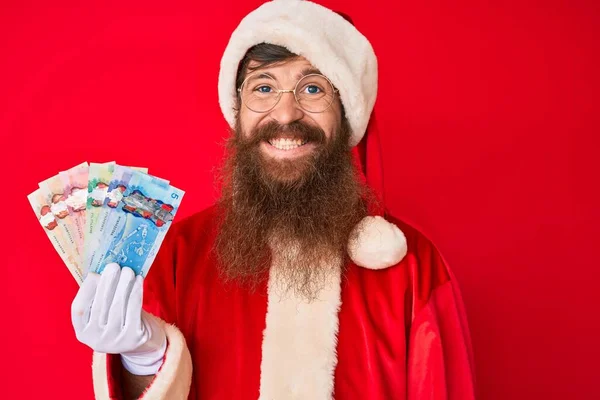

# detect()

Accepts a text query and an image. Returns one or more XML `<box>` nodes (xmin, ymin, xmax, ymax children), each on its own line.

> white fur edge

<box><xmin>218</xmin><ymin>0</ymin><xmax>378</xmax><ymax>147</ymax></box>
<box><xmin>92</xmin><ymin>320</ymin><xmax>193</xmax><ymax>400</ymax></box>
<box><xmin>92</xmin><ymin>352</ymin><xmax>110</xmax><ymax>400</ymax></box>
<box><xmin>259</xmin><ymin>257</ymin><xmax>342</xmax><ymax>399</ymax></box>
<box><xmin>348</xmin><ymin>216</ymin><xmax>408</xmax><ymax>270</ymax></box>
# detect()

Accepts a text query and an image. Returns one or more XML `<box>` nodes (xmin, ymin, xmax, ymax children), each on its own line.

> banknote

<box><xmin>84</xmin><ymin>163</ymin><xmax>150</xmax><ymax>274</ymax></box>
<box><xmin>38</xmin><ymin>173</ymin><xmax>85</xmax><ymax>261</ymax></box>
<box><xmin>29</xmin><ymin>161</ymin><xmax>182</xmax><ymax>282</ymax></box>
<box><xmin>86</xmin><ymin>165</ymin><xmax>137</xmax><ymax>274</ymax></box>
<box><xmin>90</xmin><ymin>169</ymin><xmax>184</xmax><ymax>276</ymax></box>
<box><xmin>84</xmin><ymin>162</ymin><xmax>116</xmax><ymax>271</ymax></box>
<box><xmin>87</xmin><ymin>166</ymin><xmax>167</xmax><ymax>274</ymax></box>
<box><xmin>58</xmin><ymin>162</ymin><xmax>89</xmax><ymax>261</ymax></box>
<box><xmin>27</xmin><ymin>189</ymin><xmax>84</xmax><ymax>283</ymax></box>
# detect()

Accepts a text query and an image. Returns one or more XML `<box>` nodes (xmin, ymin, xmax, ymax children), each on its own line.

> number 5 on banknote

<box><xmin>91</xmin><ymin>170</ymin><xmax>184</xmax><ymax>277</ymax></box>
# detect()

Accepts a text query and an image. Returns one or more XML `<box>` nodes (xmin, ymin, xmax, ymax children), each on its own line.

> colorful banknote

<box><xmin>86</xmin><ymin>165</ymin><xmax>138</xmax><ymax>274</ymax></box>
<box><xmin>84</xmin><ymin>163</ymin><xmax>150</xmax><ymax>275</ymax></box>
<box><xmin>90</xmin><ymin>168</ymin><xmax>183</xmax><ymax>276</ymax></box>
<box><xmin>28</xmin><ymin>161</ymin><xmax>183</xmax><ymax>283</ymax></box>
<box><xmin>84</xmin><ymin>162</ymin><xmax>117</xmax><ymax>272</ymax></box>
<box><xmin>38</xmin><ymin>173</ymin><xmax>85</xmax><ymax>262</ymax></box>
<box><xmin>27</xmin><ymin>189</ymin><xmax>84</xmax><ymax>283</ymax></box>
<box><xmin>59</xmin><ymin>162</ymin><xmax>89</xmax><ymax>262</ymax></box>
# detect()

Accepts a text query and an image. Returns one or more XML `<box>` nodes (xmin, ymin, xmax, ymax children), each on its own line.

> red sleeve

<box><xmin>142</xmin><ymin>225</ymin><xmax>179</xmax><ymax>324</ymax></box>
<box><xmin>407</xmin><ymin>268</ymin><xmax>476</xmax><ymax>400</ymax></box>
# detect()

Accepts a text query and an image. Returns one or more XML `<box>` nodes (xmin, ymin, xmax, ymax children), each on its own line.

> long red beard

<box><xmin>213</xmin><ymin>118</ymin><xmax>371</xmax><ymax>299</ymax></box>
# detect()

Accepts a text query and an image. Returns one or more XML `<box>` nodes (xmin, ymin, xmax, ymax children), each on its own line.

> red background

<box><xmin>2</xmin><ymin>0</ymin><xmax>598</xmax><ymax>398</ymax></box>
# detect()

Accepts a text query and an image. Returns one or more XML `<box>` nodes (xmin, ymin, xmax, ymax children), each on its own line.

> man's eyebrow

<box><xmin>296</xmin><ymin>67</ymin><xmax>323</xmax><ymax>79</ymax></box>
<box><xmin>257</xmin><ymin>72</ymin><xmax>276</xmax><ymax>80</ymax></box>
<box><xmin>249</xmin><ymin>72</ymin><xmax>276</xmax><ymax>80</ymax></box>
<box><xmin>247</xmin><ymin>67</ymin><xmax>323</xmax><ymax>81</ymax></box>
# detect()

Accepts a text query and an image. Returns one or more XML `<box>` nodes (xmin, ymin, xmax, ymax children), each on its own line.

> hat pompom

<box><xmin>348</xmin><ymin>216</ymin><xmax>408</xmax><ymax>270</ymax></box>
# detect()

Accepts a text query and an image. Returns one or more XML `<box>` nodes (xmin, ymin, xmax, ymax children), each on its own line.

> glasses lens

<box><xmin>296</xmin><ymin>75</ymin><xmax>335</xmax><ymax>113</ymax></box>
<box><xmin>240</xmin><ymin>76</ymin><xmax>280</xmax><ymax>112</ymax></box>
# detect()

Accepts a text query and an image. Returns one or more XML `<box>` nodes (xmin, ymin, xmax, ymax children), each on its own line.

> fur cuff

<box><xmin>348</xmin><ymin>216</ymin><xmax>408</xmax><ymax>270</ymax></box>
<box><xmin>92</xmin><ymin>318</ymin><xmax>193</xmax><ymax>400</ymax></box>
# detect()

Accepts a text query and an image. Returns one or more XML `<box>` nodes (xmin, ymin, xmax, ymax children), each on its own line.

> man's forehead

<box><xmin>246</xmin><ymin>57</ymin><xmax>324</xmax><ymax>80</ymax></box>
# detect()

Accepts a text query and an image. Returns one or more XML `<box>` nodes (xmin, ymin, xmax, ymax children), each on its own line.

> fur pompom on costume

<box><xmin>348</xmin><ymin>216</ymin><xmax>408</xmax><ymax>270</ymax></box>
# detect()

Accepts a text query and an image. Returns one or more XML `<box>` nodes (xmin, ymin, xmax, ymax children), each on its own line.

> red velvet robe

<box><xmin>97</xmin><ymin>205</ymin><xmax>476</xmax><ymax>399</ymax></box>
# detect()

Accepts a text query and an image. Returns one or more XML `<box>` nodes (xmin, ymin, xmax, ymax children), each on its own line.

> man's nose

<box><xmin>270</xmin><ymin>91</ymin><xmax>304</xmax><ymax>125</ymax></box>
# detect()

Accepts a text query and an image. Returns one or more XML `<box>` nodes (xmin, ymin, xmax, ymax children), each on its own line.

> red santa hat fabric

<box><xmin>218</xmin><ymin>0</ymin><xmax>378</xmax><ymax>147</ymax></box>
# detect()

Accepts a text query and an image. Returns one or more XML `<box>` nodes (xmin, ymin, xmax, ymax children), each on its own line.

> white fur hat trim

<box><xmin>218</xmin><ymin>0</ymin><xmax>378</xmax><ymax>147</ymax></box>
<box><xmin>348</xmin><ymin>216</ymin><xmax>408</xmax><ymax>270</ymax></box>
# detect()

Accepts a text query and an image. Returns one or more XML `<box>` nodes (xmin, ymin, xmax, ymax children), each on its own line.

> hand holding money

<box><xmin>28</xmin><ymin>161</ymin><xmax>184</xmax><ymax>375</ymax></box>
<box><xmin>71</xmin><ymin>263</ymin><xmax>167</xmax><ymax>375</ymax></box>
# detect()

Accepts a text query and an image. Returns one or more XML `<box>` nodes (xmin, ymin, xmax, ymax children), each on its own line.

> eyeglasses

<box><xmin>237</xmin><ymin>73</ymin><xmax>339</xmax><ymax>114</ymax></box>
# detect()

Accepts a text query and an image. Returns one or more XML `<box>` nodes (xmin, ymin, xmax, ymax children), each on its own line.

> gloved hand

<box><xmin>71</xmin><ymin>263</ymin><xmax>167</xmax><ymax>375</ymax></box>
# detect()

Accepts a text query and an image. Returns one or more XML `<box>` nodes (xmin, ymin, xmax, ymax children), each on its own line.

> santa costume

<box><xmin>91</xmin><ymin>1</ymin><xmax>476</xmax><ymax>398</ymax></box>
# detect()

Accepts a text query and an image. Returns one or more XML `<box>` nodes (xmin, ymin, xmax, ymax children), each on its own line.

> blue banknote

<box><xmin>86</xmin><ymin>165</ymin><xmax>137</xmax><ymax>274</ymax></box>
<box><xmin>85</xmin><ymin>163</ymin><xmax>152</xmax><ymax>274</ymax></box>
<box><xmin>89</xmin><ymin>168</ymin><xmax>184</xmax><ymax>277</ymax></box>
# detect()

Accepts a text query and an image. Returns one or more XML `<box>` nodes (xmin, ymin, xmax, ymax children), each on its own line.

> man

<box><xmin>71</xmin><ymin>1</ymin><xmax>476</xmax><ymax>399</ymax></box>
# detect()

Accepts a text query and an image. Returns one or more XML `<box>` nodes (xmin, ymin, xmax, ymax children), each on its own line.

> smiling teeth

<box><xmin>269</xmin><ymin>138</ymin><xmax>306</xmax><ymax>150</ymax></box>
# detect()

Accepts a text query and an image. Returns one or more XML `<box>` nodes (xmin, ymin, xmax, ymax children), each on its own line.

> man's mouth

<box><xmin>267</xmin><ymin>137</ymin><xmax>309</xmax><ymax>151</ymax></box>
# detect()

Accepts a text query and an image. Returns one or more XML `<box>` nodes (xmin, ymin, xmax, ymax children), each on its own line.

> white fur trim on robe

<box><xmin>92</xmin><ymin>317</ymin><xmax>193</xmax><ymax>400</ymax></box>
<box><xmin>259</xmin><ymin>251</ymin><xmax>342</xmax><ymax>400</ymax></box>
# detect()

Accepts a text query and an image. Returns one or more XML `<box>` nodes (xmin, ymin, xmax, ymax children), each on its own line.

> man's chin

<box><xmin>258</xmin><ymin>148</ymin><xmax>316</xmax><ymax>185</ymax></box>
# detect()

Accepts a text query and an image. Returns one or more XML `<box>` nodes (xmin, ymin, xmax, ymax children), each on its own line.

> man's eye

<box><xmin>255</xmin><ymin>85</ymin><xmax>273</xmax><ymax>93</ymax></box>
<box><xmin>303</xmin><ymin>85</ymin><xmax>321</xmax><ymax>94</ymax></box>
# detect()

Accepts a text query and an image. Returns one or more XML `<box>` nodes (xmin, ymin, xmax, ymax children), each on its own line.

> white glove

<box><xmin>71</xmin><ymin>263</ymin><xmax>167</xmax><ymax>375</ymax></box>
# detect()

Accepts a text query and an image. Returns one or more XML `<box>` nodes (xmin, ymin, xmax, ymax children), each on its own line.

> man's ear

<box><xmin>233</xmin><ymin>95</ymin><xmax>242</xmax><ymax>115</ymax></box>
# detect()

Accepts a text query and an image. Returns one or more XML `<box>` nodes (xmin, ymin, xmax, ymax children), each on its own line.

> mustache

<box><xmin>243</xmin><ymin>120</ymin><xmax>326</xmax><ymax>146</ymax></box>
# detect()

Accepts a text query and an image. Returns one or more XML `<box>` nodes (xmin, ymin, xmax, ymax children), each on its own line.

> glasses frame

<box><xmin>237</xmin><ymin>73</ymin><xmax>339</xmax><ymax>114</ymax></box>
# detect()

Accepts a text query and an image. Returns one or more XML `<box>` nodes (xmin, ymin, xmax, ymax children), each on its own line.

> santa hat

<box><xmin>218</xmin><ymin>0</ymin><xmax>378</xmax><ymax>148</ymax></box>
